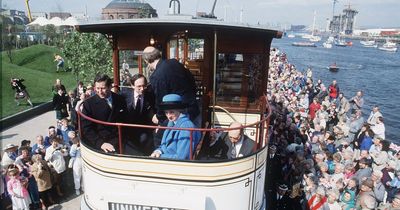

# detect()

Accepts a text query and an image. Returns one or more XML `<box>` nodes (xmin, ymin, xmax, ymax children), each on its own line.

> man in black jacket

<box><xmin>142</xmin><ymin>46</ymin><xmax>199</xmax><ymax>124</ymax></box>
<box><xmin>121</xmin><ymin>74</ymin><xmax>155</xmax><ymax>155</ymax></box>
<box><xmin>82</xmin><ymin>74</ymin><xmax>128</xmax><ymax>153</ymax></box>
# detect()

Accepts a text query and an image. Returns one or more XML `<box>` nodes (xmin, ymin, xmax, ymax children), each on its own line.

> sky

<box><xmin>2</xmin><ymin>0</ymin><xmax>399</xmax><ymax>29</ymax></box>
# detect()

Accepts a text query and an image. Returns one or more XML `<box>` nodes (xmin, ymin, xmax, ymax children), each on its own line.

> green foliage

<box><xmin>62</xmin><ymin>32</ymin><xmax>113</xmax><ymax>83</ymax></box>
<box><xmin>1</xmin><ymin>45</ymin><xmax>77</xmax><ymax>118</ymax></box>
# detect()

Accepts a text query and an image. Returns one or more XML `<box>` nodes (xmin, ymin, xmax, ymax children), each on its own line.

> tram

<box><xmin>76</xmin><ymin>8</ymin><xmax>282</xmax><ymax>210</ymax></box>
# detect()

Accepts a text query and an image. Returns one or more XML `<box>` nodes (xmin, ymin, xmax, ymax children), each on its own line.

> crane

<box><xmin>25</xmin><ymin>0</ymin><xmax>33</xmax><ymax>22</ymax></box>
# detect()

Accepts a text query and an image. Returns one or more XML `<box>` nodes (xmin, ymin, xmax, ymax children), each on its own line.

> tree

<box><xmin>62</xmin><ymin>32</ymin><xmax>113</xmax><ymax>83</ymax></box>
<box><xmin>42</xmin><ymin>25</ymin><xmax>57</xmax><ymax>45</ymax></box>
<box><xmin>1</xmin><ymin>18</ymin><xmax>16</xmax><ymax>63</ymax></box>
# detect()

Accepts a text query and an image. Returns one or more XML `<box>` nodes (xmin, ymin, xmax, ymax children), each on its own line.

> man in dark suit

<box><xmin>81</xmin><ymin>74</ymin><xmax>128</xmax><ymax>153</ymax></box>
<box><xmin>142</xmin><ymin>46</ymin><xmax>199</xmax><ymax>124</ymax></box>
<box><xmin>268</xmin><ymin>183</ymin><xmax>292</xmax><ymax>210</ymax></box>
<box><xmin>121</xmin><ymin>74</ymin><xmax>155</xmax><ymax>155</ymax></box>
<box><xmin>222</xmin><ymin>122</ymin><xmax>255</xmax><ymax>159</ymax></box>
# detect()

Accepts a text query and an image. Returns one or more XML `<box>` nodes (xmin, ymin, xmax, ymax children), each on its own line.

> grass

<box><xmin>1</xmin><ymin>44</ymin><xmax>78</xmax><ymax>118</ymax></box>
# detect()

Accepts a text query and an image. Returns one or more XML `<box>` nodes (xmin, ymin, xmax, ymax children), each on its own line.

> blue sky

<box><xmin>2</xmin><ymin>0</ymin><xmax>399</xmax><ymax>28</ymax></box>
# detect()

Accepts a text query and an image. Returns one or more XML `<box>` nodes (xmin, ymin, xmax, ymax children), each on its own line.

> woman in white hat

<box><xmin>1</xmin><ymin>144</ymin><xmax>19</xmax><ymax>168</ymax></box>
<box><xmin>150</xmin><ymin>94</ymin><xmax>201</xmax><ymax>160</ymax></box>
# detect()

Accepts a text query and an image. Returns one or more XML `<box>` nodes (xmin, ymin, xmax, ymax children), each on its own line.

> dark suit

<box><xmin>81</xmin><ymin>92</ymin><xmax>127</xmax><ymax>152</ymax></box>
<box><xmin>149</xmin><ymin>59</ymin><xmax>199</xmax><ymax>122</ymax></box>
<box><xmin>221</xmin><ymin>132</ymin><xmax>255</xmax><ymax>159</ymax></box>
<box><xmin>120</xmin><ymin>88</ymin><xmax>155</xmax><ymax>155</ymax></box>
<box><xmin>268</xmin><ymin>192</ymin><xmax>292</xmax><ymax>210</ymax></box>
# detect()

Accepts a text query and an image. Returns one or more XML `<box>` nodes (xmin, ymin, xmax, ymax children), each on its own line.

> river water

<box><xmin>271</xmin><ymin>37</ymin><xmax>400</xmax><ymax>143</ymax></box>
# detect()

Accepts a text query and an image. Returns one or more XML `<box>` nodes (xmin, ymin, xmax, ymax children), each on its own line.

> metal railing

<box><xmin>77</xmin><ymin>103</ymin><xmax>272</xmax><ymax>160</ymax></box>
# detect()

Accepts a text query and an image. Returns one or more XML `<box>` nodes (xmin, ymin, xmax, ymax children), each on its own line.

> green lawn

<box><xmin>1</xmin><ymin>44</ymin><xmax>78</xmax><ymax>118</ymax></box>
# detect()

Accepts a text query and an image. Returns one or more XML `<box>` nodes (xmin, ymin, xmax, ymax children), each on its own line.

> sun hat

<box><xmin>3</xmin><ymin>143</ymin><xmax>18</xmax><ymax>151</ymax></box>
<box><xmin>159</xmin><ymin>94</ymin><xmax>187</xmax><ymax>111</ymax></box>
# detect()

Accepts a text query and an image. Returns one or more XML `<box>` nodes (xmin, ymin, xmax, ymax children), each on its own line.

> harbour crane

<box><xmin>25</xmin><ymin>0</ymin><xmax>33</xmax><ymax>22</ymax></box>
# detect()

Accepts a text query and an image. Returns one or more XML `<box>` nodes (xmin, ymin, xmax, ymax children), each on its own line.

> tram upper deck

<box><xmin>76</xmin><ymin>16</ymin><xmax>281</xmax><ymax>210</ymax></box>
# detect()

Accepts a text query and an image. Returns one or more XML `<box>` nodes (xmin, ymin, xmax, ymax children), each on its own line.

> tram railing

<box><xmin>76</xmin><ymin>103</ymin><xmax>272</xmax><ymax>160</ymax></box>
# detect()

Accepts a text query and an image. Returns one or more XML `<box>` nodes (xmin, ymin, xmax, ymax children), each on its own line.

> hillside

<box><xmin>1</xmin><ymin>45</ymin><xmax>77</xmax><ymax>118</ymax></box>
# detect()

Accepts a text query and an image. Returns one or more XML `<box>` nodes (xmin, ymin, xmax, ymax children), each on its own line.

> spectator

<box><xmin>10</xmin><ymin>78</ymin><xmax>33</xmax><ymax>107</ymax></box>
<box><xmin>30</xmin><ymin>154</ymin><xmax>54</xmax><ymax>208</ymax></box>
<box><xmin>367</xmin><ymin>106</ymin><xmax>383</xmax><ymax>126</ymax></box>
<box><xmin>69</xmin><ymin>136</ymin><xmax>83</xmax><ymax>196</ymax></box>
<box><xmin>54</xmin><ymin>54</ymin><xmax>64</xmax><ymax>72</ymax></box>
<box><xmin>44</xmin><ymin>137</ymin><xmax>67</xmax><ymax>197</ymax></box>
<box><xmin>6</xmin><ymin>167</ymin><xmax>31</xmax><ymax>210</ymax></box>
<box><xmin>350</xmin><ymin>90</ymin><xmax>364</xmax><ymax>113</ymax></box>
<box><xmin>52</xmin><ymin>86</ymin><xmax>69</xmax><ymax>125</ymax></box>
<box><xmin>1</xmin><ymin>144</ymin><xmax>19</xmax><ymax>169</ymax></box>
<box><xmin>31</xmin><ymin>135</ymin><xmax>47</xmax><ymax>157</ymax></box>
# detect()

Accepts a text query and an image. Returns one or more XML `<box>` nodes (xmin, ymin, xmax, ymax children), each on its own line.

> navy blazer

<box><xmin>120</xmin><ymin>88</ymin><xmax>155</xmax><ymax>126</ymax></box>
<box><xmin>81</xmin><ymin>92</ymin><xmax>127</xmax><ymax>151</ymax></box>
<box><xmin>149</xmin><ymin>59</ymin><xmax>199</xmax><ymax>121</ymax></box>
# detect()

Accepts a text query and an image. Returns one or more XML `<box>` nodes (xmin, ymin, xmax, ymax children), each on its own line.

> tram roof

<box><xmin>76</xmin><ymin>16</ymin><xmax>282</xmax><ymax>38</ymax></box>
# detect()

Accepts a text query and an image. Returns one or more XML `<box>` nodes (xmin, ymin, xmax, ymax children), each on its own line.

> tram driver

<box><xmin>150</xmin><ymin>94</ymin><xmax>201</xmax><ymax>160</ymax></box>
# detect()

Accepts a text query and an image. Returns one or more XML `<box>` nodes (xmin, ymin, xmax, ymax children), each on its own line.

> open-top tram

<box><xmin>76</xmin><ymin>12</ymin><xmax>281</xmax><ymax>210</ymax></box>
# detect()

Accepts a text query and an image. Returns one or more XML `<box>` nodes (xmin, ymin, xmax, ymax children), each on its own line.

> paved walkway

<box><xmin>1</xmin><ymin>111</ymin><xmax>81</xmax><ymax>210</ymax></box>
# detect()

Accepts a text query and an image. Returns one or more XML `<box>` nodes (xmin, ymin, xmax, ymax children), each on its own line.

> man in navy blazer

<box><xmin>82</xmin><ymin>74</ymin><xmax>127</xmax><ymax>153</ymax></box>
<box><xmin>120</xmin><ymin>74</ymin><xmax>155</xmax><ymax>155</ymax></box>
<box><xmin>222</xmin><ymin>122</ymin><xmax>255</xmax><ymax>159</ymax></box>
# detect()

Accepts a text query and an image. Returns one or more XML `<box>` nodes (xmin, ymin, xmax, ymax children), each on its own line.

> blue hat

<box><xmin>159</xmin><ymin>94</ymin><xmax>187</xmax><ymax>110</ymax></box>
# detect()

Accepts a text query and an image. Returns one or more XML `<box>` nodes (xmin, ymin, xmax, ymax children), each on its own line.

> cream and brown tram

<box><xmin>76</xmin><ymin>13</ymin><xmax>281</xmax><ymax>210</ymax></box>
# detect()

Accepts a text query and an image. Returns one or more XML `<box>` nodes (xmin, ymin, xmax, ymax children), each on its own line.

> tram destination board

<box><xmin>108</xmin><ymin>202</ymin><xmax>188</xmax><ymax>210</ymax></box>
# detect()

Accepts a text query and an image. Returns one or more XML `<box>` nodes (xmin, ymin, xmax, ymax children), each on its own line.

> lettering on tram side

<box><xmin>108</xmin><ymin>202</ymin><xmax>188</xmax><ymax>210</ymax></box>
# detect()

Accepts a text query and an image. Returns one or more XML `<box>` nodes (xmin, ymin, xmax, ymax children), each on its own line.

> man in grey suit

<box><xmin>223</xmin><ymin>122</ymin><xmax>255</xmax><ymax>159</ymax></box>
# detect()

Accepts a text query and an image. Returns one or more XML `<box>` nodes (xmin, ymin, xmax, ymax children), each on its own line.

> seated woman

<box><xmin>150</xmin><ymin>94</ymin><xmax>201</xmax><ymax>160</ymax></box>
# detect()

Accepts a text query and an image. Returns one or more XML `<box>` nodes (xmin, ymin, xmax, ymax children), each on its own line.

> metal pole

<box><xmin>212</xmin><ymin>31</ymin><xmax>217</xmax><ymax>126</ymax></box>
<box><xmin>190</xmin><ymin>130</ymin><xmax>193</xmax><ymax>160</ymax></box>
<box><xmin>118</xmin><ymin>125</ymin><xmax>123</xmax><ymax>154</ymax></box>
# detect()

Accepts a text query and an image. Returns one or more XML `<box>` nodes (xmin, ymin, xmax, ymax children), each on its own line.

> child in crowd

<box><xmin>6</xmin><ymin>167</ymin><xmax>31</xmax><ymax>210</ymax></box>
<box><xmin>69</xmin><ymin>136</ymin><xmax>83</xmax><ymax>195</ymax></box>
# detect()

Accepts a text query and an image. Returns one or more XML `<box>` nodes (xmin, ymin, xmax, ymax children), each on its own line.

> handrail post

<box><xmin>118</xmin><ymin>125</ymin><xmax>123</xmax><ymax>154</ymax></box>
<box><xmin>189</xmin><ymin>130</ymin><xmax>193</xmax><ymax>160</ymax></box>
<box><xmin>78</xmin><ymin>113</ymin><xmax>82</xmax><ymax>138</ymax></box>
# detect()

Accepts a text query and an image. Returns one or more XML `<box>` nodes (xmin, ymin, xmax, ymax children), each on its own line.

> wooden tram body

<box><xmin>76</xmin><ymin>16</ymin><xmax>281</xmax><ymax>210</ymax></box>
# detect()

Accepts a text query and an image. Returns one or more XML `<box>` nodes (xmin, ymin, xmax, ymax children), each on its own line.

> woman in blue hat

<box><xmin>150</xmin><ymin>94</ymin><xmax>201</xmax><ymax>160</ymax></box>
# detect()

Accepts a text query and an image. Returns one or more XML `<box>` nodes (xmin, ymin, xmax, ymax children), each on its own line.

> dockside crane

<box><xmin>25</xmin><ymin>0</ymin><xmax>33</xmax><ymax>22</ymax></box>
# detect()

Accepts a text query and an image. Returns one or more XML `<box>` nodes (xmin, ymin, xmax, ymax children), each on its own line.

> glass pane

<box><xmin>119</xmin><ymin>50</ymin><xmax>142</xmax><ymax>86</ymax></box>
<box><xmin>188</xmin><ymin>38</ymin><xmax>204</xmax><ymax>60</ymax></box>
<box><xmin>216</xmin><ymin>53</ymin><xmax>262</xmax><ymax>107</ymax></box>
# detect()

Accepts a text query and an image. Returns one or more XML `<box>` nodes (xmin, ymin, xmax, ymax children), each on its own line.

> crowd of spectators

<box><xmin>266</xmin><ymin>48</ymin><xmax>400</xmax><ymax>210</ymax></box>
<box><xmin>1</xmin><ymin>80</ymin><xmax>85</xmax><ymax>210</ymax></box>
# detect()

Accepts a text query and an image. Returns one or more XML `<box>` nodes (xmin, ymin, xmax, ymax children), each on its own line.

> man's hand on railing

<box><xmin>101</xmin><ymin>143</ymin><xmax>116</xmax><ymax>153</ymax></box>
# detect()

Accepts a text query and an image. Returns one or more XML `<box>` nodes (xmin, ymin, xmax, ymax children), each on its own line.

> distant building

<box><xmin>102</xmin><ymin>0</ymin><xmax>158</xmax><ymax>20</ymax></box>
<box><xmin>329</xmin><ymin>6</ymin><xmax>358</xmax><ymax>35</ymax></box>
<box><xmin>353</xmin><ymin>29</ymin><xmax>400</xmax><ymax>37</ymax></box>
<box><xmin>49</xmin><ymin>12</ymin><xmax>72</xmax><ymax>19</ymax></box>
<box><xmin>31</xmin><ymin>12</ymin><xmax>48</xmax><ymax>19</ymax></box>
<box><xmin>290</xmin><ymin>25</ymin><xmax>306</xmax><ymax>32</ymax></box>
<box><xmin>0</xmin><ymin>9</ymin><xmax>29</xmax><ymax>25</ymax></box>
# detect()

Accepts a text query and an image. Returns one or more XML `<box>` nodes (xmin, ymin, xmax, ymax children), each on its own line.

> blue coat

<box><xmin>158</xmin><ymin>114</ymin><xmax>201</xmax><ymax>160</ymax></box>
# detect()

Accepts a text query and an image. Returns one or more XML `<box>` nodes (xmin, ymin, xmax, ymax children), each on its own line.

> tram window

<box><xmin>216</xmin><ymin>53</ymin><xmax>263</xmax><ymax>107</ymax></box>
<box><xmin>188</xmin><ymin>39</ymin><xmax>204</xmax><ymax>60</ymax></box>
<box><xmin>119</xmin><ymin>50</ymin><xmax>144</xmax><ymax>86</ymax></box>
